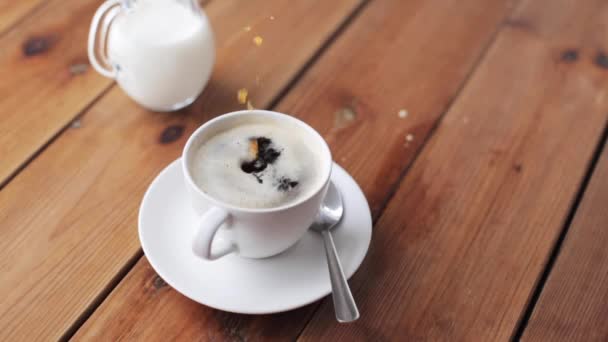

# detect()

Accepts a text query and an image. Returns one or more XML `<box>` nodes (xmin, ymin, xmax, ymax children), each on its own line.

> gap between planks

<box><xmin>0</xmin><ymin>83</ymin><xmax>115</xmax><ymax>191</ymax></box>
<box><xmin>60</xmin><ymin>249</ymin><xmax>143</xmax><ymax>342</ymax></box>
<box><xmin>511</xmin><ymin>121</ymin><xmax>608</xmax><ymax>341</ymax></box>
<box><xmin>265</xmin><ymin>0</ymin><xmax>371</xmax><ymax>111</ymax></box>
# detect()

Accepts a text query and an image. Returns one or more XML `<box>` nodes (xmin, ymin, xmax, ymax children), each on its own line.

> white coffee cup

<box><xmin>182</xmin><ymin>110</ymin><xmax>332</xmax><ymax>260</ymax></box>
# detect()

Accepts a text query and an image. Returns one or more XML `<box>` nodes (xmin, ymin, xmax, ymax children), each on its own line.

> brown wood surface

<box><xmin>0</xmin><ymin>0</ymin><xmax>115</xmax><ymax>187</ymax></box>
<box><xmin>521</xmin><ymin>147</ymin><xmax>608</xmax><ymax>341</ymax></box>
<box><xmin>0</xmin><ymin>0</ymin><xmax>366</xmax><ymax>340</ymax></box>
<box><xmin>73</xmin><ymin>0</ymin><xmax>520</xmax><ymax>340</ymax></box>
<box><xmin>0</xmin><ymin>1</ymin><xmax>45</xmax><ymax>35</ymax></box>
<box><xmin>297</xmin><ymin>0</ymin><xmax>608</xmax><ymax>340</ymax></box>
<box><xmin>2</xmin><ymin>0</ymin><xmax>607</xmax><ymax>340</ymax></box>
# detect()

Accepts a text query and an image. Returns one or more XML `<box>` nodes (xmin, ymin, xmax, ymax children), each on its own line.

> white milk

<box><xmin>107</xmin><ymin>0</ymin><xmax>214</xmax><ymax>111</ymax></box>
<box><xmin>192</xmin><ymin>123</ymin><xmax>322</xmax><ymax>209</ymax></box>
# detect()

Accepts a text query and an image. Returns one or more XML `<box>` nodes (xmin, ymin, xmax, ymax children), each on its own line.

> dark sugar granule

<box><xmin>262</xmin><ymin>148</ymin><xmax>281</xmax><ymax>164</ymax></box>
<box><xmin>277</xmin><ymin>177</ymin><xmax>299</xmax><ymax>191</ymax></box>
<box><xmin>241</xmin><ymin>158</ymin><xmax>266</xmax><ymax>174</ymax></box>
<box><xmin>256</xmin><ymin>137</ymin><xmax>281</xmax><ymax>164</ymax></box>
<box><xmin>240</xmin><ymin>137</ymin><xmax>282</xmax><ymax>182</ymax></box>
<box><xmin>257</xmin><ymin>137</ymin><xmax>271</xmax><ymax>151</ymax></box>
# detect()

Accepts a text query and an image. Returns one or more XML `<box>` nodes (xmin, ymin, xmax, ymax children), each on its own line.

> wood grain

<box><xmin>521</xmin><ymin>147</ymin><xmax>608</xmax><ymax>341</ymax></box>
<box><xmin>0</xmin><ymin>0</ymin><xmax>116</xmax><ymax>186</ymax></box>
<box><xmin>297</xmin><ymin>0</ymin><xmax>608</xmax><ymax>340</ymax></box>
<box><xmin>73</xmin><ymin>0</ymin><xmax>519</xmax><ymax>340</ymax></box>
<box><xmin>0</xmin><ymin>1</ymin><xmax>45</xmax><ymax>36</ymax></box>
<box><xmin>0</xmin><ymin>0</ymin><xmax>366</xmax><ymax>340</ymax></box>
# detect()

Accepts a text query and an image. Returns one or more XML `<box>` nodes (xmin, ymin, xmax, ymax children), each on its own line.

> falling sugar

<box><xmin>237</xmin><ymin>88</ymin><xmax>248</xmax><ymax>104</ymax></box>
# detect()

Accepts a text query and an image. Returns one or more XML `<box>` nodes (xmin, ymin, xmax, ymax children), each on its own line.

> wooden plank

<box><xmin>76</xmin><ymin>257</ymin><xmax>322</xmax><ymax>341</ymax></box>
<box><xmin>73</xmin><ymin>0</ymin><xmax>518</xmax><ymax>340</ymax></box>
<box><xmin>521</xmin><ymin>146</ymin><xmax>608</xmax><ymax>341</ymax></box>
<box><xmin>0</xmin><ymin>0</ymin><xmax>114</xmax><ymax>186</ymax></box>
<box><xmin>0</xmin><ymin>1</ymin><xmax>366</xmax><ymax>340</ymax></box>
<box><xmin>0</xmin><ymin>1</ymin><xmax>45</xmax><ymax>36</ymax></box>
<box><xmin>296</xmin><ymin>0</ymin><xmax>608</xmax><ymax>340</ymax></box>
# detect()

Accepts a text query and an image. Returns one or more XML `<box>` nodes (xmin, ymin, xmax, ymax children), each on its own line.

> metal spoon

<box><xmin>311</xmin><ymin>182</ymin><xmax>359</xmax><ymax>323</ymax></box>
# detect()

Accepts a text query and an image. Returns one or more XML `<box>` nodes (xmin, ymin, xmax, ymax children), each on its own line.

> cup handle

<box><xmin>192</xmin><ymin>207</ymin><xmax>236</xmax><ymax>260</ymax></box>
<box><xmin>87</xmin><ymin>0</ymin><xmax>121</xmax><ymax>78</ymax></box>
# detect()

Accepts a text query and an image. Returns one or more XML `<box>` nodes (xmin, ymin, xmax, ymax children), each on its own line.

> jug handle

<box><xmin>88</xmin><ymin>0</ymin><xmax>121</xmax><ymax>78</ymax></box>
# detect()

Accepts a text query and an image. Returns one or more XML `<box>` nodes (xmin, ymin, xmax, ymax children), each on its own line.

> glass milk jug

<box><xmin>88</xmin><ymin>0</ymin><xmax>215</xmax><ymax>111</ymax></box>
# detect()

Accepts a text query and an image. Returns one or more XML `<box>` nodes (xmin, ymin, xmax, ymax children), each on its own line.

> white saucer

<box><xmin>139</xmin><ymin>159</ymin><xmax>372</xmax><ymax>314</ymax></box>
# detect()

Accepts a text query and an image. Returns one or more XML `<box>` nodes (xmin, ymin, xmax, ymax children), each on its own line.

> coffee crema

<box><xmin>191</xmin><ymin>122</ymin><xmax>321</xmax><ymax>208</ymax></box>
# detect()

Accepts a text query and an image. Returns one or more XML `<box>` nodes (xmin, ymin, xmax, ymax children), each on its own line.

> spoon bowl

<box><xmin>310</xmin><ymin>182</ymin><xmax>344</xmax><ymax>233</ymax></box>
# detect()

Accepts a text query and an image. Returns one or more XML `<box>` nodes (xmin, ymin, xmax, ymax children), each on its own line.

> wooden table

<box><xmin>2</xmin><ymin>0</ymin><xmax>608</xmax><ymax>340</ymax></box>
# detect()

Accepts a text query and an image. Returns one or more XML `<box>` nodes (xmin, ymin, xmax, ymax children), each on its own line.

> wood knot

<box><xmin>560</xmin><ymin>49</ymin><xmax>578</xmax><ymax>63</ymax></box>
<box><xmin>159</xmin><ymin>125</ymin><xmax>185</xmax><ymax>144</ymax></box>
<box><xmin>23</xmin><ymin>36</ymin><xmax>54</xmax><ymax>56</ymax></box>
<box><xmin>153</xmin><ymin>275</ymin><xmax>167</xmax><ymax>289</ymax></box>
<box><xmin>594</xmin><ymin>51</ymin><xmax>608</xmax><ymax>69</ymax></box>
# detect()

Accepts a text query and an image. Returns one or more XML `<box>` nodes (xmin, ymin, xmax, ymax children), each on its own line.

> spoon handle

<box><xmin>321</xmin><ymin>229</ymin><xmax>360</xmax><ymax>323</ymax></box>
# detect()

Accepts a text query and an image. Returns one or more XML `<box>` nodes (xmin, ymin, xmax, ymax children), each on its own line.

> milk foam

<box><xmin>192</xmin><ymin>123</ymin><xmax>321</xmax><ymax>208</ymax></box>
